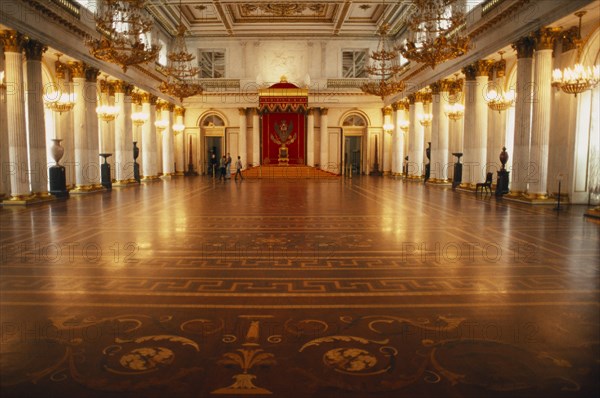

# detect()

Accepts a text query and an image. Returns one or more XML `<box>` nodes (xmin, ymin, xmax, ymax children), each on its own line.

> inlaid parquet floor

<box><xmin>1</xmin><ymin>176</ymin><xmax>598</xmax><ymax>397</ymax></box>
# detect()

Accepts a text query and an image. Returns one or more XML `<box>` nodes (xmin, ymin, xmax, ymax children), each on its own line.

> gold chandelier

<box><xmin>486</xmin><ymin>89</ymin><xmax>515</xmax><ymax>112</ymax></box>
<box><xmin>552</xmin><ymin>12</ymin><xmax>599</xmax><ymax>96</ymax></box>
<box><xmin>159</xmin><ymin>2</ymin><xmax>203</xmax><ymax>102</ymax></box>
<box><xmin>398</xmin><ymin>0</ymin><xmax>470</xmax><ymax>69</ymax></box>
<box><xmin>445</xmin><ymin>103</ymin><xmax>464</xmax><ymax>121</ymax></box>
<box><xmin>361</xmin><ymin>23</ymin><xmax>405</xmax><ymax>100</ymax></box>
<box><xmin>418</xmin><ymin>113</ymin><xmax>433</xmax><ymax>127</ymax></box>
<box><xmin>86</xmin><ymin>0</ymin><xmax>160</xmax><ymax>72</ymax></box>
<box><xmin>44</xmin><ymin>53</ymin><xmax>75</xmax><ymax>114</ymax></box>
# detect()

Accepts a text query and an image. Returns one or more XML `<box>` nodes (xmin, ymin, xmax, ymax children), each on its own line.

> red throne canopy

<box><xmin>259</xmin><ymin>78</ymin><xmax>308</xmax><ymax>165</ymax></box>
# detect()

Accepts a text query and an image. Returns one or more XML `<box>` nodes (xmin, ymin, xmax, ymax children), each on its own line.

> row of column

<box><xmin>0</xmin><ymin>29</ymin><xmax>180</xmax><ymax>202</ymax></box>
<box><xmin>390</xmin><ymin>27</ymin><xmax>563</xmax><ymax>198</ymax></box>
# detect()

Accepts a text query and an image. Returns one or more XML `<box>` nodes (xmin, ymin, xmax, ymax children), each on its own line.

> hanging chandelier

<box><xmin>552</xmin><ymin>12</ymin><xmax>599</xmax><ymax>96</ymax></box>
<box><xmin>398</xmin><ymin>0</ymin><xmax>470</xmax><ymax>69</ymax></box>
<box><xmin>418</xmin><ymin>113</ymin><xmax>433</xmax><ymax>127</ymax></box>
<box><xmin>44</xmin><ymin>53</ymin><xmax>75</xmax><ymax>114</ymax></box>
<box><xmin>86</xmin><ymin>0</ymin><xmax>160</xmax><ymax>72</ymax></box>
<box><xmin>159</xmin><ymin>1</ymin><xmax>203</xmax><ymax>102</ymax></box>
<box><xmin>445</xmin><ymin>103</ymin><xmax>464</xmax><ymax>121</ymax></box>
<box><xmin>399</xmin><ymin>120</ymin><xmax>410</xmax><ymax>132</ymax></box>
<box><xmin>361</xmin><ymin>23</ymin><xmax>405</xmax><ymax>100</ymax></box>
<box><xmin>486</xmin><ymin>89</ymin><xmax>515</xmax><ymax>112</ymax></box>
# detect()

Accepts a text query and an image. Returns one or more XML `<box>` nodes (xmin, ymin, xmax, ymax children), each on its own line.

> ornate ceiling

<box><xmin>145</xmin><ymin>1</ymin><xmax>412</xmax><ymax>38</ymax></box>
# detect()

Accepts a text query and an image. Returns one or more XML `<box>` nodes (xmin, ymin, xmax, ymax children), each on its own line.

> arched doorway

<box><xmin>341</xmin><ymin>113</ymin><xmax>368</xmax><ymax>176</ymax></box>
<box><xmin>199</xmin><ymin>114</ymin><xmax>226</xmax><ymax>175</ymax></box>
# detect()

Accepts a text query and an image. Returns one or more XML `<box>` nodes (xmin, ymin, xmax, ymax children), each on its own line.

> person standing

<box><xmin>219</xmin><ymin>155</ymin><xmax>227</xmax><ymax>181</ymax></box>
<box><xmin>225</xmin><ymin>152</ymin><xmax>232</xmax><ymax>179</ymax></box>
<box><xmin>209</xmin><ymin>150</ymin><xmax>217</xmax><ymax>177</ymax></box>
<box><xmin>234</xmin><ymin>156</ymin><xmax>244</xmax><ymax>181</ymax></box>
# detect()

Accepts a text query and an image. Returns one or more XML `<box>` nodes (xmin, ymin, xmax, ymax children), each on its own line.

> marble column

<box><xmin>391</xmin><ymin>102</ymin><xmax>406</xmax><ymax>176</ymax></box>
<box><xmin>174</xmin><ymin>107</ymin><xmax>185</xmax><ymax>175</ymax></box>
<box><xmin>24</xmin><ymin>40</ymin><xmax>49</xmax><ymax>196</ymax></box>
<box><xmin>252</xmin><ymin>108</ymin><xmax>260</xmax><ymax>166</ymax></box>
<box><xmin>162</xmin><ymin>103</ymin><xmax>175</xmax><ymax>175</ymax></box>
<box><xmin>383</xmin><ymin>107</ymin><xmax>392</xmax><ymax>174</ymax></box>
<box><xmin>0</xmin><ymin>46</ymin><xmax>9</xmax><ymax>198</ymax></box>
<box><xmin>141</xmin><ymin>93</ymin><xmax>159</xmax><ymax>180</ymax></box>
<box><xmin>407</xmin><ymin>94</ymin><xmax>417</xmax><ymax>177</ymax></box>
<box><xmin>85</xmin><ymin>66</ymin><xmax>101</xmax><ymax>188</ymax></box>
<box><xmin>462</xmin><ymin>60</ymin><xmax>492</xmax><ymax>187</ymax></box>
<box><xmin>528</xmin><ymin>28</ymin><xmax>560</xmax><ymax>199</ymax></box>
<box><xmin>509</xmin><ymin>37</ymin><xmax>535</xmax><ymax>196</ymax></box>
<box><xmin>54</xmin><ymin>58</ymin><xmax>75</xmax><ymax>188</ymax></box>
<box><xmin>114</xmin><ymin>81</ymin><xmax>134</xmax><ymax>184</ymax></box>
<box><xmin>1</xmin><ymin>30</ymin><xmax>32</xmax><ymax>202</ymax></box>
<box><xmin>307</xmin><ymin>108</ymin><xmax>315</xmax><ymax>166</ymax></box>
<box><xmin>320</xmin><ymin>108</ymin><xmax>329</xmax><ymax>171</ymax></box>
<box><xmin>412</xmin><ymin>94</ymin><xmax>425</xmax><ymax>178</ymax></box>
<box><xmin>69</xmin><ymin>62</ymin><xmax>88</xmax><ymax>190</ymax></box>
<box><xmin>548</xmin><ymin>31</ymin><xmax>578</xmax><ymax>198</ymax></box>
<box><xmin>430</xmin><ymin>80</ymin><xmax>451</xmax><ymax>182</ymax></box>
<box><xmin>238</xmin><ymin>108</ymin><xmax>247</xmax><ymax>168</ymax></box>
<box><xmin>487</xmin><ymin>68</ymin><xmax>508</xmax><ymax>173</ymax></box>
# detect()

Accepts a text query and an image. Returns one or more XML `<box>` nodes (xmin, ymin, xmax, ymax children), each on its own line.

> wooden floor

<box><xmin>1</xmin><ymin>175</ymin><xmax>598</xmax><ymax>398</ymax></box>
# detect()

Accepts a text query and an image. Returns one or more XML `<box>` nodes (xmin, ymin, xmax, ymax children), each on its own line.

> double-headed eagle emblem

<box><xmin>271</xmin><ymin>120</ymin><xmax>297</xmax><ymax>147</ymax></box>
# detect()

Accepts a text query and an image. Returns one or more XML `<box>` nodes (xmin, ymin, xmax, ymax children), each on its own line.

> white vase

<box><xmin>51</xmin><ymin>138</ymin><xmax>64</xmax><ymax>166</ymax></box>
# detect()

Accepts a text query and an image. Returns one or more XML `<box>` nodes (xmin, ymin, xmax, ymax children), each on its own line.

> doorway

<box><xmin>205</xmin><ymin>136</ymin><xmax>223</xmax><ymax>177</ymax></box>
<box><xmin>344</xmin><ymin>135</ymin><xmax>362</xmax><ymax>176</ymax></box>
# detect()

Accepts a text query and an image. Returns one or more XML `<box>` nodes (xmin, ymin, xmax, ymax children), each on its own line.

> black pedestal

<box><xmin>133</xmin><ymin>162</ymin><xmax>140</xmax><ymax>183</ymax></box>
<box><xmin>495</xmin><ymin>169</ymin><xmax>510</xmax><ymax>196</ymax></box>
<box><xmin>101</xmin><ymin>163</ymin><xmax>112</xmax><ymax>190</ymax></box>
<box><xmin>452</xmin><ymin>163</ymin><xmax>462</xmax><ymax>189</ymax></box>
<box><xmin>424</xmin><ymin>164</ymin><xmax>431</xmax><ymax>183</ymax></box>
<box><xmin>49</xmin><ymin>165</ymin><xmax>68</xmax><ymax>197</ymax></box>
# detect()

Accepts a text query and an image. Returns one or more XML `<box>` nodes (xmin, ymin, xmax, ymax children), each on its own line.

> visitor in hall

<box><xmin>219</xmin><ymin>155</ymin><xmax>227</xmax><ymax>181</ymax></box>
<box><xmin>226</xmin><ymin>152</ymin><xmax>232</xmax><ymax>179</ymax></box>
<box><xmin>235</xmin><ymin>156</ymin><xmax>244</xmax><ymax>181</ymax></box>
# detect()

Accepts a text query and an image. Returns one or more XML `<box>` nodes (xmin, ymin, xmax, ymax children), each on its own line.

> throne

<box><xmin>278</xmin><ymin>145</ymin><xmax>289</xmax><ymax>165</ymax></box>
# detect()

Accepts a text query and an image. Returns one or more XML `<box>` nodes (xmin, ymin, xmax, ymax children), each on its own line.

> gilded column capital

<box><xmin>131</xmin><ymin>92</ymin><xmax>142</xmax><ymax>105</ymax></box>
<box><xmin>560</xmin><ymin>26</ymin><xmax>580</xmax><ymax>52</ymax></box>
<box><xmin>439</xmin><ymin>79</ymin><xmax>454</xmax><ymax>93</ymax></box>
<box><xmin>155</xmin><ymin>101</ymin><xmax>166</xmax><ymax>111</ymax></box>
<box><xmin>415</xmin><ymin>91</ymin><xmax>431</xmax><ymax>103</ymax></box>
<box><xmin>430</xmin><ymin>81</ymin><xmax>441</xmax><ymax>95</ymax></box>
<box><xmin>494</xmin><ymin>59</ymin><xmax>507</xmax><ymax>78</ymax></box>
<box><xmin>407</xmin><ymin>94</ymin><xmax>416</xmax><ymax>104</ymax></box>
<box><xmin>532</xmin><ymin>27</ymin><xmax>561</xmax><ymax>51</ymax></box>
<box><xmin>238</xmin><ymin>107</ymin><xmax>246</xmax><ymax>116</ymax></box>
<box><xmin>307</xmin><ymin>108</ymin><xmax>314</xmax><ymax>116</ymax></box>
<box><xmin>462</xmin><ymin>64</ymin><xmax>477</xmax><ymax>81</ymax></box>
<box><xmin>67</xmin><ymin>61</ymin><xmax>86</xmax><ymax>79</ymax></box>
<box><xmin>512</xmin><ymin>37</ymin><xmax>535</xmax><ymax>58</ymax></box>
<box><xmin>321</xmin><ymin>108</ymin><xmax>328</xmax><ymax>115</ymax></box>
<box><xmin>141</xmin><ymin>93</ymin><xmax>158</xmax><ymax>105</ymax></box>
<box><xmin>167</xmin><ymin>103</ymin><xmax>175</xmax><ymax>112</ymax></box>
<box><xmin>85</xmin><ymin>66</ymin><xmax>100</xmax><ymax>83</ymax></box>
<box><xmin>391</xmin><ymin>102</ymin><xmax>399</xmax><ymax>111</ymax></box>
<box><xmin>382</xmin><ymin>106</ymin><xmax>392</xmax><ymax>116</ymax></box>
<box><xmin>23</xmin><ymin>40</ymin><xmax>47</xmax><ymax>61</ymax></box>
<box><xmin>175</xmin><ymin>107</ymin><xmax>185</xmax><ymax>117</ymax></box>
<box><xmin>0</xmin><ymin>30</ymin><xmax>27</xmax><ymax>53</ymax></box>
<box><xmin>474</xmin><ymin>60</ymin><xmax>494</xmax><ymax>77</ymax></box>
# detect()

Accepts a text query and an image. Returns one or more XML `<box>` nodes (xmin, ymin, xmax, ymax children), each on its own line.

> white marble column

<box><xmin>391</xmin><ymin>103</ymin><xmax>406</xmax><ymax>176</ymax></box>
<box><xmin>162</xmin><ymin>104</ymin><xmax>175</xmax><ymax>175</ymax></box>
<box><xmin>238</xmin><ymin>107</ymin><xmax>247</xmax><ymax>168</ymax></box>
<box><xmin>1</xmin><ymin>31</ymin><xmax>32</xmax><ymax>201</ymax></box>
<box><xmin>24</xmin><ymin>40</ymin><xmax>49</xmax><ymax>196</ymax></box>
<box><xmin>69</xmin><ymin>62</ymin><xmax>88</xmax><ymax>190</ymax></box>
<box><xmin>383</xmin><ymin>107</ymin><xmax>392</xmax><ymax>174</ymax></box>
<box><xmin>141</xmin><ymin>93</ymin><xmax>158</xmax><ymax>180</ymax></box>
<box><xmin>509</xmin><ymin>37</ymin><xmax>534</xmax><ymax>195</ymax></box>
<box><xmin>412</xmin><ymin>95</ymin><xmax>425</xmax><ymax>178</ymax></box>
<box><xmin>114</xmin><ymin>81</ymin><xmax>134</xmax><ymax>184</ymax></box>
<box><xmin>462</xmin><ymin>61</ymin><xmax>492</xmax><ymax>187</ymax></box>
<box><xmin>85</xmin><ymin>66</ymin><xmax>100</xmax><ymax>188</ymax></box>
<box><xmin>0</xmin><ymin>46</ymin><xmax>9</xmax><ymax>198</ymax></box>
<box><xmin>430</xmin><ymin>81</ymin><xmax>451</xmax><ymax>181</ymax></box>
<box><xmin>407</xmin><ymin>95</ymin><xmax>417</xmax><ymax>177</ymax></box>
<box><xmin>307</xmin><ymin>108</ymin><xmax>315</xmax><ymax>166</ymax></box>
<box><xmin>320</xmin><ymin>108</ymin><xmax>329</xmax><ymax>171</ymax></box>
<box><xmin>528</xmin><ymin>28</ymin><xmax>559</xmax><ymax>198</ymax></box>
<box><xmin>487</xmin><ymin>73</ymin><xmax>507</xmax><ymax>172</ymax></box>
<box><xmin>174</xmin><ymin>107</ymin><xmax>185</xmax><ymax>175</ymax></box>
<box><xmin>252</xmin><ymin>108</ymin><xmax>260</xmax><ymax>166</ymax></box>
